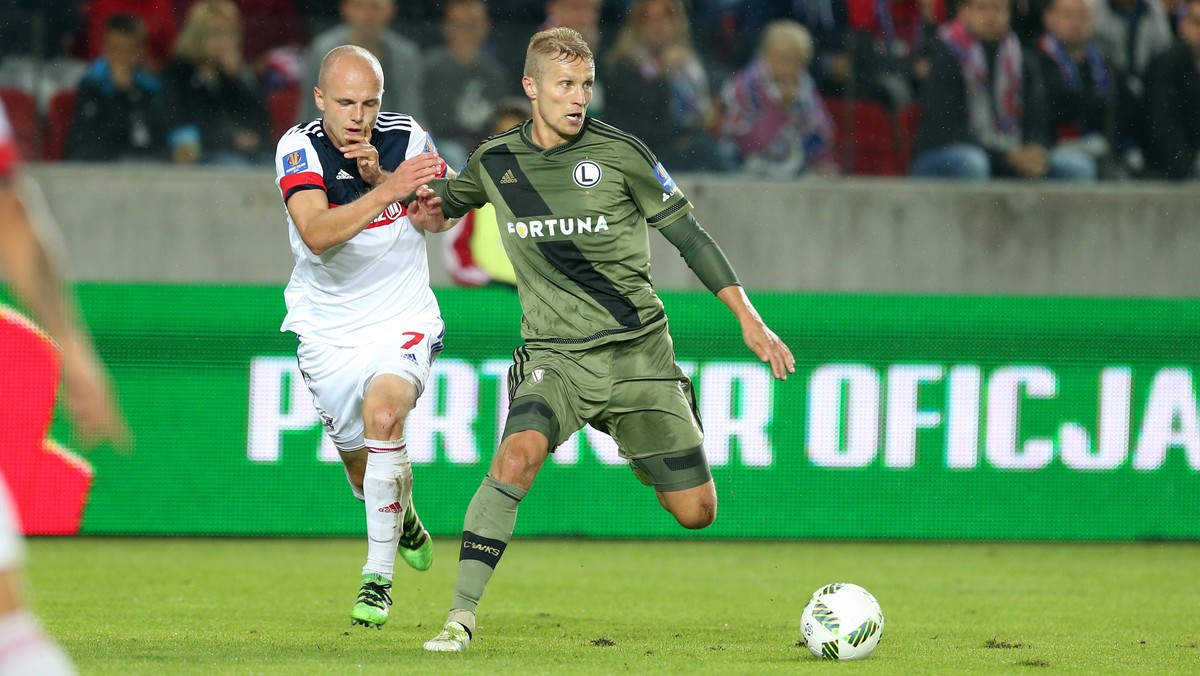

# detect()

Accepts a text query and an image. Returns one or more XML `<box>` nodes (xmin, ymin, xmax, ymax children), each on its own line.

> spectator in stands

<box><xmin>603</xmin><ymin>0</ymin><xmax>723</xmax><ymax>171</ymax></box>
<box><xmin>299</xmin><ymin>0</ymin><xmax>424</xmax><ymax>123</ymax></box>
<box><xmin>424</xmin><ymin>0</ymin><xmax>511</xmax><ymax>170</ymax></box>
<box><xmin>543</xmin><ymin>0</ymin><xmax>605</xmax><ymax>51</ymax></box>
<box><xmin>1164</xmin><ymin>0</ymin><xmax>1190</xmax><ymax>32</ymax></box>
<box><xmin>1142</xmin><ymin>0</ymin><xmax>1200</xmax><ymax>179</ymax></box>
<box><xmin>1037</xmin><ymin>0</ymin><xmax>1137</xmax><ymax>178</ymax></box>
<box><xmin>162</xmin><ymin>0</ymin><xmax>271</xmax><ymax>166</ymax></box>
<box><xmin>442</xmin><ymin>98</ymin><xmax>529</xmax><ymax>288</ymax></box>
<box><xmin>77</xmin><ymin>0</ymin><xmax>177</xmax><ymax>68</ymax></box>
<box><xmin>0</xmin><ymin>1</ymin><xmax>80</xmax><ymax>61</ymax></box>
<box><xmin>911</xmin><ymin>0</ymin><xmax>1096</xmax><ymax>180</ymax></box>
<box><xmin>1092</xmin><ymin>0</ymin><xmax>1173</xmax><ymax>89</ymax></box>
<box><xmin>847</xmin><ymin>0</ymin><xmax>948</xmax><ymax>99</ymax></box>
<box><xmin>698</xmin><ymin>1</ymin><xmax>909</xmax><ymax>109</ymax></box>
<box><xmin>717</xmin><ymin>20</ymin><xmax>838</xmax><ymax>177</ymax></box>
<box><xmin>173</xmin><ymin>0</ymin><xmax>309</xmax><ymax>66</ymax></box>
<box><xmin>66</xmin><ymin>14</ymin><xmax>167</xmax><ymax>162</ymax></box>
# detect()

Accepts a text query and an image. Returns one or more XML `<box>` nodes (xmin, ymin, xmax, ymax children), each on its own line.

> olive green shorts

<box><xmin>503</xmin><ymin>325</ymin><xmax>710</xmax><ymax>492</ymax></box>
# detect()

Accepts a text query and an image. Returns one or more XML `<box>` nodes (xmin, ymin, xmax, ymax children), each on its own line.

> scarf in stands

<box><xmin>720</xmin><ymin>59</ymin><xmax>835</xmax><ymax>175</ymax></box>
<box><xmin>1037</xmin><ymin>34</ymin><xmax>1110</xmax><ymax>93</ymax></box>
<box><xmin>939</xmin><ymin>19</ymin><xmax>1022</xmax><ymax>150</ymax></box>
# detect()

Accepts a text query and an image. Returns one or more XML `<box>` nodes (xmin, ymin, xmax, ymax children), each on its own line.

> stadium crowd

<box><xmin>0</xmin><ymin>0</ymin><xmax>1197</xmax><ymax>180</ymax></box>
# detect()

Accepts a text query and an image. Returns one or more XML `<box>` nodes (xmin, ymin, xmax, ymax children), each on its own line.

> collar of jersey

<box><xmin>519</xmin><ymin>117</ymin><xmax>590</xmax><ymax>157</ymax></box>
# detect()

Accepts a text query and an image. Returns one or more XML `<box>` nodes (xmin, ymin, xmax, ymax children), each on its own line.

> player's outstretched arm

<box><xmin>657</xmin><ymin>213</ymin><xmax>795</xmax><ymax>380</ymax></box>
<box><xmin>716</xmin><ymin>286</ymin><xmax>796</xmax><ymax>381</ymax></box>
<box><xmin>0</xmin><ymin>179</ymin><xmax>130</xmax><ymax>448</ymax></box>
<box><xmin>288</xmin><ymin>151</ymin><xmax>443</xmax><ymax>254</ymax></box>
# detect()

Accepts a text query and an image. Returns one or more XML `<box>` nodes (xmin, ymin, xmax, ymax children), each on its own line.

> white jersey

<box><xmin>275</xmin><ymin>113</ymin><xmax>444</xmax><ymax>347</ymax></box>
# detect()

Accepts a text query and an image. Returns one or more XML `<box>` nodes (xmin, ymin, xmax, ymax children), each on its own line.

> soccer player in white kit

<box><xmin>0</xmin><ymin>100</ymin><xmax>129</xmax><ymax>673</ymax></box>
<box><xmin>274</xmin><ymin>45</ymin><xmax>451</xmax><ymax>628</ymax></box>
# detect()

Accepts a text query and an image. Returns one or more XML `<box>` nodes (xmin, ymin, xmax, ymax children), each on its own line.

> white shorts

<box><xmin>0</xmin><ymin>478</ymin><xmax>25</xmax><ymax>570</ymax></box>
<box><xmin>296</xmin><ymin>318</ymin><xmax>444</xmax><ymax>452</ymax></box>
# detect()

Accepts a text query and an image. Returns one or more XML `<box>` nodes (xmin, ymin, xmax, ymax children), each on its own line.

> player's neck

<box><xmin>529</xmin><ymin>119</ymin><xmax>583</xmax><ymax>149</ymax></box>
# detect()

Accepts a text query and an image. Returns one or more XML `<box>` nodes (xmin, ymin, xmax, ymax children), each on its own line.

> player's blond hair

<box><xmin>524</xmin><ymin>27</ymin><xmax>594</xmax><ymax>81</ymax></box>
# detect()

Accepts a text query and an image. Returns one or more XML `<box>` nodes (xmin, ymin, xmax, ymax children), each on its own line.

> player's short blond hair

<box><xmin>524</xmin><ymin>27</ymin><xmax>594</xmax><ymax>81</ymax></box>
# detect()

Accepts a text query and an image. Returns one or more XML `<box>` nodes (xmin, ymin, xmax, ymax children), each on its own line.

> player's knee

<box><xmin>363</xmin><ymin>404</ymin><xmax>408</xmax><ymax>438</ymax></box>
<box><xmin>672</xmin><ymin>499</ymin><xmax>716</xmax><ymax>530</ymax></box>
<box><xmin>664</xmin><ymin>481</ymin><xmax>717</xmax><ymax>529</ymax></box>
<box><xmin>492</xmin><ymin>432</ymin><xmax>549</xmax><ymax>485</ymax></box>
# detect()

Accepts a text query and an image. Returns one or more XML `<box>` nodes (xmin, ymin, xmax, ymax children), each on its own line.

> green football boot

<box><xmin>398</xmin><ymin>502</ymin><xmax>433</xmax><ymax>572</ymax></box>
<box><xmin>350</xmin><ymin>573</ymin><xmax>392</xmax><ymax>629</ymax></box>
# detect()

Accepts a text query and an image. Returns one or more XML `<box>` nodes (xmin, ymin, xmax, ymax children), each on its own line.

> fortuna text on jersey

<box><xmin>506</xmin><ymin>215</ymin><xmax>611</xmax><ymax>239</ymax></box>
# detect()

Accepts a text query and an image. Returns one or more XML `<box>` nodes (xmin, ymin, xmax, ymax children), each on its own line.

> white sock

<box><xmin>0</xmin><ymin>611</ymin><xmax>75</xmax><ymax>676</ymax></box>
<box><xmin>362</xmin><ymin>438</ymin><xmax>412</xmax><ymax>579</ymax></box>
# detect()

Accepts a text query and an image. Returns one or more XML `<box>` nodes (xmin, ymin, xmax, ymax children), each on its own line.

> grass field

<box><xmin>25</xmin><ymin>538</ymin><xmax>1200</xmax><ymax>674</ymax></box>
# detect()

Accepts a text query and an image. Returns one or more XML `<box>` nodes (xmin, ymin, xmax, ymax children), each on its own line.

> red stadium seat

<box><xmin>0</xmin><ymin>87</ymin><xmax>40</xmax><ymax>161</ymax></box>
<box><xmin>825</xmin><ymin>98</ymin><xmax>905</xmax><ymax>176</ymax></box>
<box><xmin>43</xmin><ymin>88</ymin><xmax>77</xmax><ymax>162</ymax></box>
<box><xmin>267</xmin><ymin>86</ymin><xmax>300</xmax><ymax>141</ymax></box>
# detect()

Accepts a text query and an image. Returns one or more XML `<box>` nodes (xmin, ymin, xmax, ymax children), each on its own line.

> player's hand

<box><xmin>741</xmin><ymin>320</ymin><xmax>796</xmax><ymax>381</ymax></box>
<box><xmin>390</xmin><ymin>152</ymin><xmax>443</xmax><ymax>198</ymax></box>
<box><xmin>340</xmin><ymin>129</ymin><xmax>383</xmax><ymax>185</ymax></box>
<box><xmin>407</xmin><ymin>188</ymin><xmax>450</xmax><ymax>232</ymax></box>
<box><xmin>61</xmin><ymin>341</ymin><xmax>131</xmax><ymax>451</ymax></box>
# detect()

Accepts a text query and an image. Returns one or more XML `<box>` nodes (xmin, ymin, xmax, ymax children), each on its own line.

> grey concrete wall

<box><xmin>19</xmin><ymin>164</ymin><xmax>1200</xmax><ymax>297</ymax></box>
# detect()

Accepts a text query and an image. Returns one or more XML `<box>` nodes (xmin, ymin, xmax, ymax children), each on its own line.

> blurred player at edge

<box><xmin>0</xmin><ymin>99</ymin><xmax>129</xmax><ymax>674</ymax></box>
<box><xmin>274</xmin><ymin>45</ymin><xmax>452</xmax><ymax>629</ymax></box>
<box><xmin>411</xmin><ymin>27</ymin><xmax>796</xmax><ymax>652</ymax></box>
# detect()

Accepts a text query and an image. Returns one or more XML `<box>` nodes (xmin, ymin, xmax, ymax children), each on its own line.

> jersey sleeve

<box><xmin>435</xmin><ymin>144</ymin><xmax>490</xmax><ymax>219</ymax></box>
<box><xmin>0</xmin><ymin>102</ymin><xmax>18</xmax><ymax>180</ymax></box>
<box><xmin>623</xmin><ymin>146</ymin><xmax>693</xmax><ymax>229</ymax></box>
<box><xmin>275</xmin><ymin>130</ymin><xmax>325</xmax><ymax>203</ymax></box>
<box><xmin>405</xmin><ymin>119</ymin><xmax>448</xmax><ymax>178</ymax></box>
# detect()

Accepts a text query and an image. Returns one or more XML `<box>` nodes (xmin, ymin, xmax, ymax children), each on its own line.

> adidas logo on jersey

<box><xmin>500</xmin><ymin>169</ymin><xmax>518</xmax><ymax>184</ymax></box>
<box><xmin>336</xmin><ymin>169</ymin><xmax>354</xmax><ymax>180</ymax></box>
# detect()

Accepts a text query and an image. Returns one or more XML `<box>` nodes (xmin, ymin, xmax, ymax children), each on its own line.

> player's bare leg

<box><xmin>424</xmin><ymin>429</ymin><xmax>549</xmax><ymax>652</ymax></box>
<box><xmin>350</xmin><ymin>375</ymin><xmax>425</xmax><ymax>629</ymax></box>
<box><xmin>655</xmin><ymin>480</ymin><xmax>717</xmax><ymax>530</ymax></box>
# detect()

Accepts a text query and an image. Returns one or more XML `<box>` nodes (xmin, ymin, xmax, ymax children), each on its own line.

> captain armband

<box><xmin>657</xmin><ymin>213</ymin><xmax>741</xmax><ymax>294</ymax></box>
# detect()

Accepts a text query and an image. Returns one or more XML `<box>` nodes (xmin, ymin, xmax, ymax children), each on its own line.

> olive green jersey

<box><xmin>433</xmin><ymin>117</ymin><xmax>693</xmax><ymax>350</ymax></box>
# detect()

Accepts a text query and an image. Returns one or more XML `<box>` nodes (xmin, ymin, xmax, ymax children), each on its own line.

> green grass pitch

<box><xmin>26</xmin><ymin>538</ymin><xmax>1200</xmax><ymax>674</ymax></box>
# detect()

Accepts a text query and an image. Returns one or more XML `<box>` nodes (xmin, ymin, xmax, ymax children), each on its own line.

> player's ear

<box><xmin>521</xmin><ymin>75</ymin><xmax>536</xmax><ymax>101</ymax></box>
<box><xmin>313</xmin><ymin>86</ymin><xmax>325</xmax><ymax>112</ymax></box>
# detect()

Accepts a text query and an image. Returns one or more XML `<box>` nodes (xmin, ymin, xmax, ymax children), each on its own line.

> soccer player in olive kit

<box><xmin>410</xmin><ymin>27</ymin><xmax>796</xmax><ymax>652</ymax></box>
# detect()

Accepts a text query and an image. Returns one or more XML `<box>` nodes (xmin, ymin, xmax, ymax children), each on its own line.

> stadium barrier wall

<box><xmin>16</xmin><ymin>285</ymin><xmax>1200</xmax><ymax>540</ymax></box>
<box><xmin>21</xmin><ymin>165</ymin><xmax>1200</xmax><ymax>296</ymax></box>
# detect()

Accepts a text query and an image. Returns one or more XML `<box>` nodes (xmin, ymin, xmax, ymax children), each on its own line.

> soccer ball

<box><xmin>799</xmin><ymin>582</ymin><xmax>884</xmax><ymax>660</ymax></box>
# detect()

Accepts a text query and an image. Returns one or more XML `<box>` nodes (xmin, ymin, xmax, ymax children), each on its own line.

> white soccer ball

<box><xmin>799</xmin><ymin>582</ymin><xmax>884</xmax><ymax>660</ymax></box>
